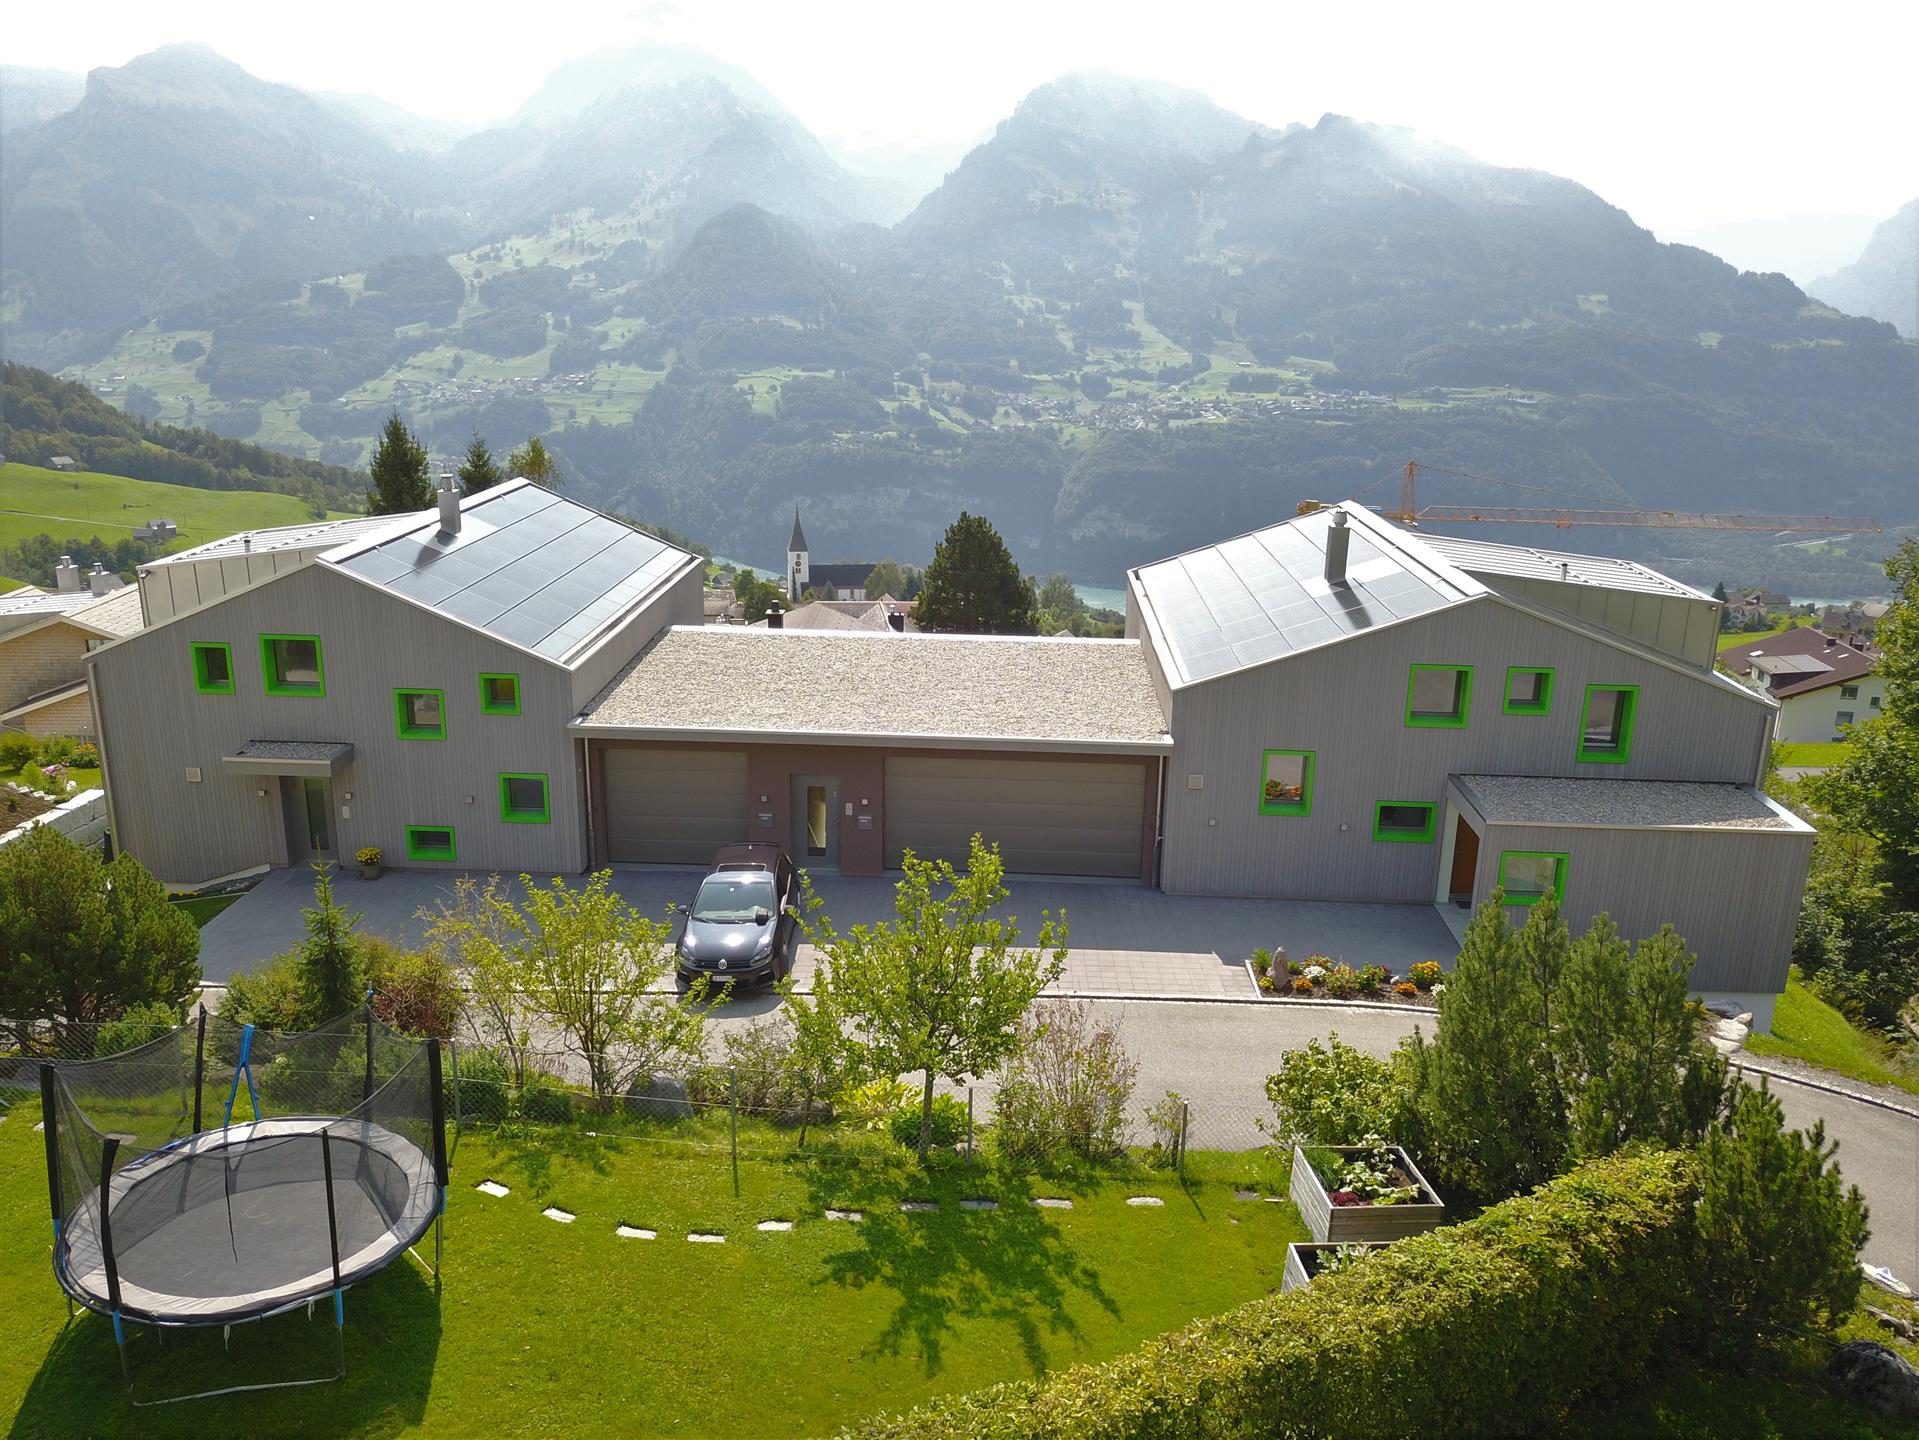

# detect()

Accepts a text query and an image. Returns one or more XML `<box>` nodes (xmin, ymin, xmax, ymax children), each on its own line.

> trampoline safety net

<box><xmin>41</xmin><ymin>1007</ymin><xmax>447</xmax><ymax>1327</ymax></box>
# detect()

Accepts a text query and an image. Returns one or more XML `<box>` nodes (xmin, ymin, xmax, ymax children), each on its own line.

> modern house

<box><xmin>0</xmin><ymin>569</ymin><xmax>143</xmax><ymax>737</ymax></box>
<box><xmin>89</xmin><ymin>494</ymin><xmax>1810</xmax><ymax>1024</ymax></box>
<box><xmin>1721</xmin><ymin>628</ymin><xmax>1883</xmax><ymax>743</ymax></box>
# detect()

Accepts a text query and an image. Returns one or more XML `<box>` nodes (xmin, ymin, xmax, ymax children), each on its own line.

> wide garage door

<box><xmin>884</xmin><ymin>755</ymin><xmax>1145</xmax><ymax>878</ymax></box>
<box><xmin>603</xmin><ymin>747</ymin><xmax>748</xmax><ymax>864</ymax></box>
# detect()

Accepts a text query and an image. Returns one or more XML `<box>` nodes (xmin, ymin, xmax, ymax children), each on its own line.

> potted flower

<box><xmin>356</xmin><ymin>845</ymin><xmax>383</xmax><ymax>880</ymax></box>
<box><xmin>1282</xmin><ymin>1240</ymin><xmax>1388</xmax><ymax>1293</ymax></box>
<box><xmin>1289</xmin><ymin>1134</ymin><xmax>1445</xmax><ymax>1243</ymax></box>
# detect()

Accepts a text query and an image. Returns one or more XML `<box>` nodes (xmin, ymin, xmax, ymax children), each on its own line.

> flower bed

<box><xmin>1290</xmin><ymin>1138</ymin><xmax>1445</xmax><ymax>1243</ymax></box>
<box><xmin>1281</xmin><ymin>1240</ymin><xmax>1388</xmax><ymax>1293</ymax></box>
<box><xmin>1249</xmin><ymin>950</ymin><xmax>1445</xmax><ymax>1005</ymax></box>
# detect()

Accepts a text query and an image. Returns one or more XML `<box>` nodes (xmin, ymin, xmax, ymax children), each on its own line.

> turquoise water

<box><xmin>1074</xmin><ymin>582</ymin><xmax>1127</xmax><ymax>613</ymax></box>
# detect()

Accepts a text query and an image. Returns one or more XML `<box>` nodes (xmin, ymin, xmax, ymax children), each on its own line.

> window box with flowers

<box><xmin>1289</xmin><ymin>1137</ymin><xmax>1446</xmax><ymax>1242</ymax></box>
<box><xmin>356</xmin><ymin>846</ymin><xmax>383</xmax><ymax>880</ymax></box>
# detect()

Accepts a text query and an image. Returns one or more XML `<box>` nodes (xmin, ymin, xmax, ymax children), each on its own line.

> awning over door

<box><xmin>221</xmin><ymin>741</ymin><xmax>354</xmax><ymax>777</ymax></box>
<box><xmin>602</xmin><ymin>746</ymin><xmax>748</xmax><ymax>864</ymax></box>
<box><xmin>884</xmin><ymin>755</ymin><xmax>1146</xmax><ymax>878</ymax></box>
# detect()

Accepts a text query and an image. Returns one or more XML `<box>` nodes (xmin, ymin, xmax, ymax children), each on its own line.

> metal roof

<box><xmin>1416</xmin><ymin>532</ymin><xmax>1710</xmax><ymax>601</ymax></box>
<box><xmin>149</xmin><ymin>512</ymin><xmax>422</xmax><ymax>564</ymax></box>
<box><xmin>329</xmin><ymin>482</ymin><xmax>694</xmax><ymax>663</ymax></box>
<box><xmin>1454</xmin><ymin>775</ymin><xmax>1805</xmax><ymax>831</ymax></box>
<box><xmin>575</xmin><ymin>628</ymin><xmax>1172</xmax><ymax>752</ymax></box>
<box><xmin>0</xmin><ymin>589</ymin><xmax>106</xmax><ymax>620</ymax></box>
<box><xmin>1130</xmin><ymin>504</ymin><xmax>1480</xmax><ymax>686</ymax></box>
<box><xmin>1749</xmin><ymin>653</ymin><xmax>1832</xmax><ymax>677</ymax></box>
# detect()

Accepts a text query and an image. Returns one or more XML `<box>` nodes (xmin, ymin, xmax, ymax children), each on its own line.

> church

<box><xmin>785</xmin><ymin>506</ymin><xmax>878</xmax><ymax>601</ymax></box>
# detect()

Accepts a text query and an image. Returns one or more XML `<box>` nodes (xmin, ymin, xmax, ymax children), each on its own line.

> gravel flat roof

<box><xmin>1455</xmin><ymin>774</ymin><xmax>1800</xmax><ymax>830</ymax></box>
<box><xmin>577</xmin><ymin>628</ymin><xmax>1172</xmax><ymax>750</ymax></box>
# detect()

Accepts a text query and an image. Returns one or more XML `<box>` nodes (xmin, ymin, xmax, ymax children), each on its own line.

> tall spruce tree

<box><xmin>458</xmin><ymin>434</ymin><xmax>503</xmax><ymax>494</ymax></box>
<box><xmin>915</xmin><ymin>512</ymin><xmax>1034</xmax><ymax>635</ymax></box>
<box><xmin>366</xmin><ymin>412</ymin><xmax>431</xmax><ymax>514</ymax></box>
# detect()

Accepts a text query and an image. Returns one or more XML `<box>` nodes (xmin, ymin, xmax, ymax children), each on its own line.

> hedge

<box><xmin>840</xmin><ymin>1150</ymin><xmax>1700</xmax><ymax>1440</ymax></box>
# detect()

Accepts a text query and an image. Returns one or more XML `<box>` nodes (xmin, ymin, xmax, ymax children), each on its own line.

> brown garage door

<box><xmin>884</xmin><ymin>755</ymin><xmax>1145</xmax><ymax>878</ymax></box>
<box><xmin>602</xmin><ymin>747</ymin><xmax>748</xmax><ymax>864</ymax></box>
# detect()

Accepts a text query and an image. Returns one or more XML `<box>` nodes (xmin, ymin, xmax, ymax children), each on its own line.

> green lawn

<box><xmin>0</xmin><ymin>1117</ymin><xmax>1304</xmax><ymax>1438</ymax></box>
<box><xmin>1718</xmin><ymin>618</ymin><xmax>1812</xmax><ymax>652</ymax></box>
<box><xmin>168</xmin><ymin>892</ymin><xmax>242</xmax><ymax>927</ymax></box>
<box><xmin>1774</xmin><ymin>741</ymin><xmax>1854</xmax><ymax>767</ymax></box>
<box><xmin>0</xmin><ymin>764</ymin><xmax>99</xmax><ymax>795</ymax></box>
<box><xmin>0</xmin><ymin>462</ymin><xmax>346</xmax><ymax>556</ymax></box>
<box><xmin>1745</xmin><ymin>969</ymin><xmax>1919</xmax><ymax>1096</ymax></box>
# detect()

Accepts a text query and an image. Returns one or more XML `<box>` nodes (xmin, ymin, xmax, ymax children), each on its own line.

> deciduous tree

<box><xmin>506</xmin><ymin>435</ymin><xmax>559</xmax><ymax>488</ymax></box>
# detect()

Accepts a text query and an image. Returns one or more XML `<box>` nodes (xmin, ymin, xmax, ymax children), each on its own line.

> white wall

<box><xmin>0</xmin><ymin>787</ymin><xmax>108</xmax><ymax>851</ymax></box>
<box><xmin>1774</xmin><ymin>677</ymin><xmax>1888</xmax><ymax>743</ymax></box>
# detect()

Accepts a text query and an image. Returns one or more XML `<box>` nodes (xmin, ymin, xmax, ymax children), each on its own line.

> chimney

<box><xmin>54</xmin><ymin>555</ymin><xmax>81</xmax><ymax>592</ymax></box>
<box><xmin>437</xmin><ymin>471</ymin><xmax>461</xmax><ymax>536</ymax></box>
<box><xmin>765</xmin><ymin>604</ymin><xmax>784</xmax><ymax>630</ymax></box>
<box><xmin>1324</xmin><ymin>509</ymin><xmax>1351</xmax><ymax>586</ymax></box>
<box><xmin>887</xmin><ymin>610</ymin><xmax>906</xmax><ymax>633</ymax></box>
<box><xmin>88</xmin><ymin>562</ymin><xmax>117</xmax><ymax>596</ymax></box>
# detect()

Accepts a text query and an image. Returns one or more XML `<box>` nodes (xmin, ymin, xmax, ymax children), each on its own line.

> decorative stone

<box><xmin>625</xmin><ymin>1072</ymin><xmax>694</xmax><ymax>1119</ymax></box>
<box><xmin>756</xmin><ymin>1220</ymin><xmax>793</xmax><ymax>1232</ymax></box>
<box><xmin>615</xmin><ymin>1225</ymin><xmax>656</xmax><ymax>1240</ymax></box>
<box><xmin>541</xmin><ymin>1206</ymin><xmax>575</xmax><ymax>1223</ymax></box>
<box><xmin>476</xmin><ymin>1180</ymin><xmax>509</xmax><ymax>1197</ymax></box>
<box><xmin>1032</xmin><ymin>1197</ymin><xmax>1073</xmax><ymax>1209</ymax></box>
<box><xmin>688</xmin><ymin>1232</ymin><xmax>725</xmax><ymax>1244</ymax></box>
<box><xmin>959</xmin><ymin>1198</ymin><xmax>998</xmax><ymax>1211</ymax></box>
<box><xmin>825</xmin><ymin>1209</ymin><xmax>863</xmax><ymax>1222</ymax></box>
<box><xmin>900</xmin><ymin>1200</ymin><xmax>939</xmax><ymax>1213</ymax></box>
<box><xmin>1826</xmin><ymin>1340</ymin><xmax>1919</xmax><ymax>1421</ymax></box>
<box><xmin>1126</xmin><ymin>1196</ymin><xmax>1165</xmax><ymax>1207</ymax></box>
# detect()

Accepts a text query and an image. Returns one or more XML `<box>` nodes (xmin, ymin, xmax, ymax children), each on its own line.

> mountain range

<box><xmin>1</xmin><ymin>44</ymin><xmax>1912</xmax><ymax>584</ymax></box>
<box><xmin>1812</xmin><ymin>200</ymin><xmax>1919</xmax><ymax>340</ymax></box>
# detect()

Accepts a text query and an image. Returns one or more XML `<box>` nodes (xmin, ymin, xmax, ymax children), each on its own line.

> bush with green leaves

<box><xmin>38</xmin><ymin>735</ymin><xmax>80</xmax><ymax>766</ymax></box>
<box><xmin>0</xmin><ymin>732</ymin><xmax>35</xmax><ymax>772</ymax></box>
<box><xmin>95</xmin><ymin>1001</ymin><xmax>186</xmax><ymax>1056</ymax></box>
<box><xmin>449</xmin><ymin>1044</ymin><xmax>512</xmax><ymax>1124</ymax></box>
<box><xmin>891</xmin><ymin>1092</ymin><xmax>967</xmax><ymax>1150</ymax></box>
<box><xmin>516</xmin><ymin>1072</ymin><xmax>575</xmax><ymax>1125</ymax></box>
<box><xmin>991</xmin><ymin>1000</ymin><xmax>1138</xmax><ymax>1164</ymax></box>
<box><xmin>1262</xmin><ymin>1033</ymin><xmax>1409</xmax><ymax>1148</ymax></box>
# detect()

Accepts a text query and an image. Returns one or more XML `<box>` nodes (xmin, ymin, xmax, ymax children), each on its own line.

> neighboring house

<box><xmin>1738</xmin><ymin>588</ymin><xmax>1791</xmax><ymax>610</ymax></box>
<box><xmin>1721</xmin><ymin>628</ymin><xmax>1884</xmax><ymax>742</ymax></box>
<box><xmin>1818</xmin><ymin>601</ymin><xmax>1889</xmax><ymax>638</ymax></box>
<box><xmin>93</xmin><ymin>498</ymin><xmax>1809</xmax><ymax>1025</ymax></box>
<box><xmin>703</xmin><ymin>588</ymin><xmax>744</xmax><ymax>623</ymax></box>
<box><xmin>755</xmin><ymin>598</ymin><xmax>914</xmax><ymax>632</ymax></box>
<box><xmin>1723</xmin><ymin>599</ymin><xmax>1769</xmax><ymax>627</ymax></box>
<box><xmin>47</xmin><ymin>455</ymin><xmax>79</xmax><ymax>472</ymax></box>
<box><xmin>0</xmin><ymin>585</ymin><xmax>145</xmax><ymax>737</ymax></box>
<box><xmin>132</xmin><ymin>519</ymin><xmax>179</xmax><ymax>542</ymax></box>
<box><xmin>784</xmin><ymin>506</ymin><xmax>876</xmax><ymax>601</ymax></box>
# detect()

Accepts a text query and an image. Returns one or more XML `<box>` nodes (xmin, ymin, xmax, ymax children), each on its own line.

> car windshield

<box><xmin>692</xmin><ymin>875</ymin><xmax>776</xmax><ymax>924</ymax></box>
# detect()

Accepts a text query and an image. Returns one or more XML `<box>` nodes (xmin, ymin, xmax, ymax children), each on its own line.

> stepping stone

<box><xmin>959</xmin><ymin>1198</ymin><xmax>998</xmax><ymax>1212</ymax></box>
<box><xmin>34</xmin><ymin>1122</ymin><xmax>45</xmax><ymax>1133</ymax></box>
<box><xmin>1032</xmin><ymin>1197</ymin><xmax>1073</xmax><ymax>1209</ymax></box>
<box><xmin>1233</xmin><ymin>1188</ymin><xmax>1259</xmax><ymax>1201</ymax></box>
<box><xmin>1126</xmin><ymin>1196</ymin><xmax>1166</xmax><ymax>1207</ymax></box>
<box><xmin>900</xmin><ymin>1200</ymin><xmax>939</xmax><ymax>1213</ymax></box>
<box><xmin>824</xmin><ymin>1209</ymin><xmax>864</xmax><ymax>1222</ymax></box>
<box><xmin>615</xmin><ymin>1225</ymin><xmax>656</xmax><ymax>1240</ymax></box>
<box><xmin>541</xmin><ymin>1206</ymin><xmax>576</xmax><ymax>1224</ymax></box>
<box><xmin>688</xmin><ymin>1232</ymin><xmax>725</xmax><ymax>1244</ymax></box>
<box><xmin>756</xmin><ymin>1220</ymin><xmax>793</xmax><ymax>1232</ymax></box>
<box><xmin>476</xmin><ymin>1180</ymin><xmax>510</xmax><ymax>1198</ymax></box>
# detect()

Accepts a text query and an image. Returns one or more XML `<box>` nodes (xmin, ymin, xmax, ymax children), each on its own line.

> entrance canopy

<box><xmin>222</xmin><ymin>740</ymin><xmax>354</xmax><ymax>778</ymax></box>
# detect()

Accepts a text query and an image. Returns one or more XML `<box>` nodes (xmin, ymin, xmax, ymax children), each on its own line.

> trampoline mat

<box><xmin>59</xmin><ymin>1118</ymin><xmax>436</xmax><ymax>1324</ymax></box>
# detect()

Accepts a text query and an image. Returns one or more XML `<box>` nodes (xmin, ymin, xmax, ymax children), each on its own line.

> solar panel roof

<box><xmin>329</xmin><ymin>482</ymin><xmax>693</xmax><ymax>663</ymax></box>
<box><xmin>1130</xmin><ymin>505</ymin><xmax>1480</xmax><ymax>686</ymax></box>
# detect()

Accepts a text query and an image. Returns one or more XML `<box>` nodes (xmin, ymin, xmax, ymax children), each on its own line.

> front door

<box><xmin>285</xmin><ymin>776</ymin><xmax>335</xmax><ymax>862</ymax></box>
<box><xmin>1447</xmin><ymin>814</ymin><xmax>1479</xmax><ymax>905</ymax></box>
<box><xmin>791</xmin><ymin>774</ymin><xmax>840</xmax><ymax>870</ymax></box>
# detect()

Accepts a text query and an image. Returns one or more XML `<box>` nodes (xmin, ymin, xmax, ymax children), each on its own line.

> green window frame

<box><xmin>1372</xmin><ymin>801</ymin><xmax>1437</xmax><ymax>843</ymax></box>
<box><xmin>1577</xmin><ymin>684</ymin><xmax>1639</xmax><ymax>764</ymax></box>
<box><xmin>405</xmin><ymin>825</ymin><xmax>457</xmax><ymax>862</ymax></box>
<box><xmin>1499</xmin><ymin>850</ymin><xmax>1568</xmax><ymax>905</ymax></box>
<box><xmin>260</xmin><ymin>634</ymin><xmax>324</xmax><ymax>697</ymax></box>
<box><xmin>480</xmin><ymin>672</ymin><xmax>521</xmax><ymax>716</ymax></box>
<box><xmin>1405</xmin><ymin>663</ymin><xmax>1473</xmax><ymax>728</ymax></box>
<box><xmin>499</xmin><ymin>772</ymin><xmax>551</xmax><ymax>824</ymax></box>
<box><xmin>393</xmin><ymin>687</ymin><xmax>447</xmax><ymax>741</ymax></box>
<box><xmin>1259</xmin><ymin>749</ymin><xmax>1314</xmax><ymax>817</ymax></box>
<box><xmin>1503</xmin><ymin>666</ymin><xmax>1554</xmax><ymax>716</ymax></box>
<box><xmin>191</xmin><ymin>641</ymin><xmax>234</xmax><ymax>696</ymax></box>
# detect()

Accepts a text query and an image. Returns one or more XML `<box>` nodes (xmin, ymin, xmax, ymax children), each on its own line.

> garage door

<box><xmin>602</xmin><ymin>747</ymin><xmax>748</xmax><ymax>864</ymax></box>
<box><xmin>884</xmin><ymin>756</ymin><xmax>1146</xmax><ymax>878</ymax></box>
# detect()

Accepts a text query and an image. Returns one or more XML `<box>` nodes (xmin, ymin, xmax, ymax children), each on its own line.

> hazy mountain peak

<box><xmin>509</xmin><ymin>40</ymin><xmax>783</xmax><ymax>128</ymax></box>
<box><xmin>1011</xmin><ymin>69</ymin><xmax>1267</xmax><ymax>158</ymax></box>
<box><xmin>1811</xmin><ymin>198</ymin><xmax>1919</xmax><ymax>337</ymax></box>
<box><xmin>0</xmin><ymin>64</ymin><xmax>85</xmax><ymax>134</ymax></box>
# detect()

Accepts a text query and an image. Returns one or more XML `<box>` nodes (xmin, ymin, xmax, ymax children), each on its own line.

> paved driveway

<box><xmin>196</xmin><ymin>864</ymin><xmax>1460</xmax><ymax>996</ymax></box>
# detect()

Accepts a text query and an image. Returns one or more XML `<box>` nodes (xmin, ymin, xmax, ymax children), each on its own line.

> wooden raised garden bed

<box><xmin>1290</xmin><ymin>1143</ymin><xmax>1445</xmax><ymax>1243</ymax></box>
<box><xmin>1281</xmin><ymin>1240</ymin><xmax>1388</xmax><ymax>1293</ymax></box>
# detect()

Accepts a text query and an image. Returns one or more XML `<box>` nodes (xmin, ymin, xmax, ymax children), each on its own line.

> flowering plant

<box><xmin>1303</xmin><ymin>964</ymin><xmax>1326</xmax><ymax>980</ymax></box>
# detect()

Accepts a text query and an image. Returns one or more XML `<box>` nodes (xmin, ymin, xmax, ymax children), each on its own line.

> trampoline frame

<box><xmin>38</xmin><ymin>1008</ymin><xmax>450</xmax><ymax>1407</ymax></box>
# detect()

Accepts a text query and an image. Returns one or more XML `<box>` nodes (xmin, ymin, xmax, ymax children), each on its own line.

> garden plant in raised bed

<box><xmin>1289</xmin><ymin>1134</ymin><xmax>1446</xmax><ymax>1243</ymax></box>
<box><xmin>1254</xmin><ymin>951</ymin><xmax>1440</xmax><ymax>1006</ymax></box>
<box><xmin>1281</xmin><ymin>1239</ymin><xmax>1386</xmax><ymax>1292</ymax></box>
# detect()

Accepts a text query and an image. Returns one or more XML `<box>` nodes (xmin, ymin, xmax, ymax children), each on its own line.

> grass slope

<box><xmin>1745</xmin><ymin>969</ymin><xmax>1919</xmax><ymax>1097</ymax></box>
<box><xmin>0</xmin><ymin>1119</ymin><xmax>1303</xmax><ymax>1438</ymax></box>
<box><xmin>1718</xmin><ymin>618</ymin><xmax>1813</xmax><ymax>652</ymax></box>
<box><xmin>0</xmin><ymin>462</ymin><xmax>348</xmax><ymax>557</ymax></box>
<box><xmin>1774</xmin><ymin>741</ymin><xmax>1854</xmax><ymax>767</ymax></box>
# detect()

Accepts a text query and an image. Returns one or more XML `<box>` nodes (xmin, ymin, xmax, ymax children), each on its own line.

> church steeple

<box><xmin>785</xmin><ymin>505</ymin><xmax>810</xmax><ymax>600</ymax></box>
<box><xmin>787</xmin><ymin>505</ymin><xmax>809</xmax><ymax>555</ymax></box>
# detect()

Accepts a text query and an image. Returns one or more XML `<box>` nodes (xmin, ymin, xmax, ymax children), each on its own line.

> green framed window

<box><xmin>1578</xmin><ymin>684</ymin><xmax>1639</xmax><ymax>764</ymax></box>
<box><xmin>405</xmin><ymin>825</ymin><xmax>457</xmax><ymax>862</ymax></box>
<box><xmin>480</xmin><ymin>672</ymin><xmax>521</xmax><ymax>716</ymax></box>
<box><xmin>1259</xmin><ymin>749</ymin><xmax>1314</xmax><ymax>817</ymax></box>
<box><xmin>499</xmin><ymin>772</ymin><xmax>551</xmax><ymax>824</ymax></box>
<box><xmin>1499</xmin><ymin>850</ymin><xmax>1568</xmax><ymax>905</ymax></box>
<box><xmin>1372</xmin><ymin>801</ymin><xmax>1437</xmax><ymax>843</ymax></box>
<box><xmin>1503</xmin><ymin>666</ymin><xmax>1554</xmax><ymax>716</ymax></box>
<box><xmin>191</xmin><ymin>641</ymin><xmax>234</xmax><ymax>696</ymax></box>
<box><xmin>260</xmin><ymin>634</ymin><xmax>324</xmax><ymax>697</ymax></box>
<box><xmin>394</xmin><ymin>688</ymin><xmax>447</xmax><ymax>741</ymax></box>
<box><xmin>1405</xmin><ymin>664</ymin><xmax>1473</xmax><ymax>728</ymax></box>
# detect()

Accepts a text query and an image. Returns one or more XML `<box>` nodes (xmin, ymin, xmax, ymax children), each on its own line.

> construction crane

<box><xmin>1301</xmin><ymin>461</ymin><xmax>1883</xmax><ymax>534</ymax></box>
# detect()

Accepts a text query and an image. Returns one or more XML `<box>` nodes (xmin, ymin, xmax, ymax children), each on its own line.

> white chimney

<box><xmin>437</xmin><ymin>471</ymin><xmax>461</xmax><ymax>536</ymax></box>
<box><xmin>1324</xmin><ymin>509</ymin><xmax>1351</xmax><ymax>586</ymax></box>
<box><xmin>54</xmin><ymin>556</ymin><xmax>81</xmax><ymax>592</ymax></box>
<box><xmin>88</xmin><ymin>562</ymin><xmax>120</xmax><ymax>596</ymax></box>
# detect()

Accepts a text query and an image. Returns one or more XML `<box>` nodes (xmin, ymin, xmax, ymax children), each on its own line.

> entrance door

<box><xmin>285</xmin><ymin>776</ymin><xmax>335</xmax><ymax>862</ymax></box>
<box><xmin>1447</xmin><ymin>814</ymin><xmax>1479</xmax><ymax>905</ymax></box>
<box><xmin>791</xmin><ymin>775</ymin><xmax>840</xmax><ymax>869</ymax></box>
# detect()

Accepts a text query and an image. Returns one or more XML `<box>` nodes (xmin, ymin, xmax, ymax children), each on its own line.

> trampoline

<box><xmin>38</xmin><ymin>1007</ymin><xmax>449</xmax><ymax>1404</ymax></box>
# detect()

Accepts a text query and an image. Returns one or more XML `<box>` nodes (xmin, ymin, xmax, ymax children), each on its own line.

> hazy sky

<box><xmin>10</xmin><ymin>0</ymin><xmax>1916</xmax><ymax>234</ymax></box>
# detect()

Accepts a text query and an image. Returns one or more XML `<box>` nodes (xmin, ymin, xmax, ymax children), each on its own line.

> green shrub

<box><xmin>516</xmin><ymin>1073</ymin><xmax>575</xmax><ymax>1125</ymax></box>
<box><xmin>450</xmin><ymin>1044</ymin><xmax>512</xmax><ymax>1124</ymax></box>
<box><xmin>1263</xmin><ymin>1034</ymin><xmax>1408</xmax><ymax>1147</ymax></box>
<box><xmin>0</xmin><ymin>732</ymin><xmax>36</xmax><ymax>772</ymax></box>
<box><xmin>38</xmin><ymin>735</ymin><xmax>79</xmax><ymax>766</ymax></box>
<box><xmin>217</xmin><ymin>952</ymin><xmax>310</xmax><ymax>1031</ymax></box>
<box><xmin>96</xmin><ymin>1001</ymin><xmax>185</xmax><ymax>1056</ymax></box>
<box><xmin>1323</xmin><ymin>964</ymin><xmax>1360</xmax><ymax>999</ymax></box>
<box><xmin>891</xmin><ymin>1093</ymin><xmax>966</xmax><ymax>1150</ymax></box>
<box><xmin>1358</xmin><ymin>964</ymin><xmax>1390</xmax><ymax>991</ymax></box>
<box><xmin>992</xmin><ymin>1000</ymin><xmax>1137</xmax><ymax>1164</ymax></box>
<box><xmin>837</xmin><ymin>1151</ymin><xmax>1701</xmax><ymax>1440</ymax></box>
<box><xmin>1249</xmin><ymin>948</ymin><xmax>1272</xmax><ymax>977</ymax></box>
<box><xmin>366</xmin><ymin>937</ymin><xmax>462</xmax><ymax>1039</ymax></box>
<box><xmin>843</xmin><ymin>1077</ymin><xmax>914</xmax><ymax>1131</ymax></box>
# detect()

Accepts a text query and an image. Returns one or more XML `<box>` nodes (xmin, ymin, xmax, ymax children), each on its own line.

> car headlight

<box><xmin>754</xmin><ymin>935</ymin><xmax>775</xmax><ymax>959</ymax></box>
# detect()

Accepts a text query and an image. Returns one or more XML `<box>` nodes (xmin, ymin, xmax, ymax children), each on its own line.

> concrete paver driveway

<box><xmin>196</xmin><ymin>864</ymin><xmax>1461</xmax><ymax>995</ymax></box>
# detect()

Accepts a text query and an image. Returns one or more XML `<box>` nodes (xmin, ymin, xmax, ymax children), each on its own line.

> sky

<box><xmin>8</xmin><ymin>0</ymin><xmax>1916</xmax><ymax>236</ymax></box>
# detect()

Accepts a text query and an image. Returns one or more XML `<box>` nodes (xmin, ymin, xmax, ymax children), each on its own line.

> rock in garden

<box><xmin>624</xmin><ymin>1073</ymin><xmax>693</xmax><ymax>1120</ymax></box>
<box><xmin>1826</xmin><ymin>1340</ymin><xmax>1919</xmax><ymax>1421</ymax></box>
